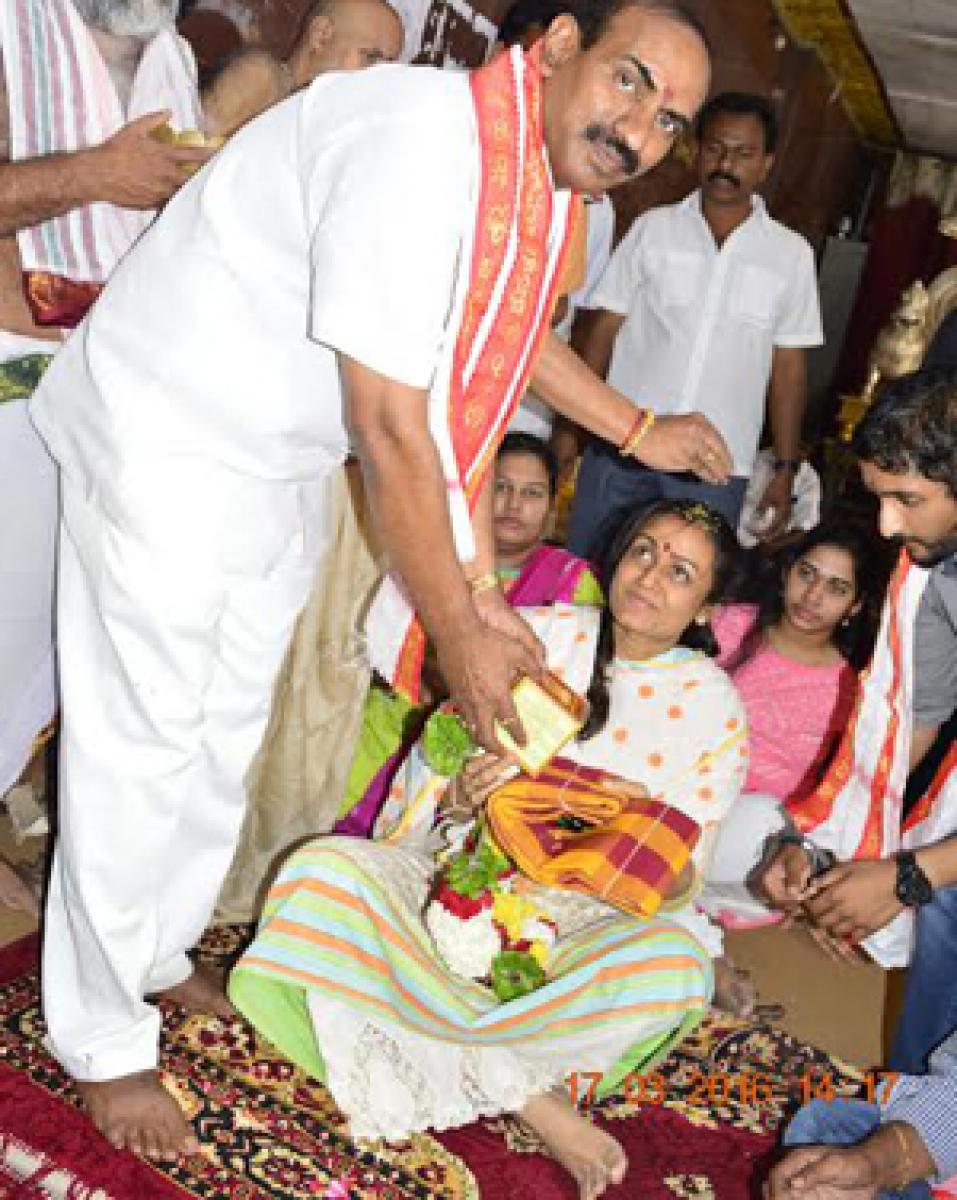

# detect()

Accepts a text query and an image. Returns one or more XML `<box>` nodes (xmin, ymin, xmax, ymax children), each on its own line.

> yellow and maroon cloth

<box><xmin>486</xmin><ymin>757</ymin><xmax>700</xmax><ymax>919</ymax></box>
<box><xmin>366</xmin><ymin>45</ymin><xmax>583</xmax><ymax>701</ymax></box>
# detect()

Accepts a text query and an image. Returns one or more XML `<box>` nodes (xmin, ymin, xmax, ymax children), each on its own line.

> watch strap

<box><xmin>894</xmin><ymin>850</ymin><xmax>934</xmax><ymax>907</ymax></box>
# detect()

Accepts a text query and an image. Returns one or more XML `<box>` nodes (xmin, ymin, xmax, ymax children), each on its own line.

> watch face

<box><xmin>896</xmin><ymin>855</ymin><xmax>934</xmax><ymax>907</ymax></box>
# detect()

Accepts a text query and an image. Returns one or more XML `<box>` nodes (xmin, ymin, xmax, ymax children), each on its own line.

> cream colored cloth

<box><xmin>215</xmin><ymin>465</ymin><xmax>383</xmax><ymax>923</ymax></box>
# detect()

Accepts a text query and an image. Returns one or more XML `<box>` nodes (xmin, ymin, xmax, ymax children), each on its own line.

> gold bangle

<box><xmin>621</xmin><ymin>408</ymin><xmax>656</xmax><ymax>458</ymax></box>
<box><xmin>469</xmin><ymin>571</ymin><xmax>500</xmax><ymax>597</ymax></box>
<box><xmin>887</xmin><ymin>1122</ymin><xmax>913</xmax><ymax>1189</ymax></box>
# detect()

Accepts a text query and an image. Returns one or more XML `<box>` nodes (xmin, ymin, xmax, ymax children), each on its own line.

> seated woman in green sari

<box><xmin>231</xmin><ymin>501</ymin><xmax>746</xmax><ymax>1200</ymax></box>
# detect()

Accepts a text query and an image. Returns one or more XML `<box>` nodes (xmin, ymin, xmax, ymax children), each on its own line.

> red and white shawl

<box><xmin>789</xmin><ymin>553</ymin><xmax>957</xmax><ymax>967</ymax></box>
<box><xmin>365</xmin><ymin>45</ymin><xmax>582</xmax><ymax>701</ymax></box>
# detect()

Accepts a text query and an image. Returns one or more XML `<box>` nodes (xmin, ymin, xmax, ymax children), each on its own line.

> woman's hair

<box><xmin>722</xmin><ymin>519</ymin><xmax>885</xmax><ymax>674</ymax></box>
<box><xmin>580</xmin><ymin>499</ymin><xmax>739</xmax><ymax>740</ymax></box>
<box><xmin>497</xmin><ymin>431</ymin><xmax>559</xmax><ymax>497</ymax></box>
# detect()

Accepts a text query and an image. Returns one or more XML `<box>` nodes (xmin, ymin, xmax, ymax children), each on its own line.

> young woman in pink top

<box><xmin>713</xmin><ymin>521</ymin><xmax>882</xmax><ymax>803</ymax></box>
<box><xmin>702</xmin><ymin>522</ymin><xmax>885</xmax><ymax>928</ymax></box>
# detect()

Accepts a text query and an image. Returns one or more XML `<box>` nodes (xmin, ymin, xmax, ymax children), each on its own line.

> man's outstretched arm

<box><xmin>530</xmin><ymin>331</ymin><xmax>733</xmax><ymax>485</ymax></box>
<box><xmin>0</xmin><ymin>65</ymin><xmax>211</xmax><ymax>237</ymax></box>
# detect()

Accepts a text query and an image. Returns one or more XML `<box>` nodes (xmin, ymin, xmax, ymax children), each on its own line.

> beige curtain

<box><xmin>215</xmin><ymin>462</ymin><xmax>383</xmax><ymax>923</ymax></box>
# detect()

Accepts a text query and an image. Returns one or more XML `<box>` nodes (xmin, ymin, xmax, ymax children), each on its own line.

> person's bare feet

<box><xmin>76</xmin><ymin>1070</ymin><xmax>200</xmax><ymax>1160</ymax></box>
<box><xmin>713</xmin><ymin>956</ymin><xmax>759</xmax><ymax>1018</ymax></box>
<box><xmin>151</xmin><ymin>962</ymin><xmax>238</xmax><ymax>1019</ymax></box>
<box><xmin>0</xmin><ymin>857</ymin><xmax>41</xmax><ymax>917</ymax></box>
<box><xmin>519</xmin><ymin>1089</ymin><xmax>627</xmax><ymax>1200</ymax></box>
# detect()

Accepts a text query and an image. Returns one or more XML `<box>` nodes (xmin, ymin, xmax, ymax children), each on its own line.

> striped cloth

<box><xmin>230</xmin><ymin>836</ymin><xmax>713</xmax><ymax>1141</ymax></box>
<box><xmin>487</xmin><ymin>758</ymin><xmax>700</xmax><ymax>918</ymax></box>
<box><xmin>0</xmin><ymin>0</ymin><xmax>200</xmax><ymax>287</ymax></box>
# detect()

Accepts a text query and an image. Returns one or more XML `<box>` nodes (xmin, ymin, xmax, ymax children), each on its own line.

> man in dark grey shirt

<box><xmin>756</xmin><ymin>368</ymin><xmax>957</xmax><ymax>1074</ymax></box>
<box><xmin>914</xmin><ymin>558</ymin><xmax>957</xmax><ymax>731</ymax></box>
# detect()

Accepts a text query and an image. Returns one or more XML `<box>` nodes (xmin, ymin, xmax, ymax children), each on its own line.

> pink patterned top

<box><xmin>712</xmin><ymin>604</ymin><xmax>858</xmax><ymax>801</ymax></box>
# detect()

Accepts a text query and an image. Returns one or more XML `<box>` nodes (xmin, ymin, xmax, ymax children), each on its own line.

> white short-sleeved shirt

<box><xmin>31</xmin><ymin>63</ymin><xmax>478</xmax><ymax>485</ymax></box>
<box><xmin>510</xmin><ymin>194</ymin><xmax>615</xmax><ymax>440</ymax></box>
<box><xmin>592</xmin><ymin>190</ymin><xmax>823</xmax><ymax>475</ymax></box>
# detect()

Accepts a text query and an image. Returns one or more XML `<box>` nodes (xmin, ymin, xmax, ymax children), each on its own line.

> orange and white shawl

<box><xmin>365</xmin><ymin>45</ymin><xmax>582</xmax><ymax>702</ymax></box>
<box><xmin>0</xmin><ymin>0</ymin><xmax>200</xmax><ymax>319</ymax></box>
<box><xmin>788</xmin><ymin>553</ymin><xmax>957</xmax><ymax>967</ymax></box>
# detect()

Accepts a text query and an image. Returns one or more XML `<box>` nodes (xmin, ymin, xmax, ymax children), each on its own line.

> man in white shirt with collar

<box><xmin>567</xmin><ymin>91</ymin><xmax>823</xmax><ymax>556</ymax></box>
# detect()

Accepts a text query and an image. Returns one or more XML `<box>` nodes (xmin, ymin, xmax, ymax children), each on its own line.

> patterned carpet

<box><xmin>0</xmin><ymin>927</ymin><xmax>869</xmax><ymax>1200</ymax></box>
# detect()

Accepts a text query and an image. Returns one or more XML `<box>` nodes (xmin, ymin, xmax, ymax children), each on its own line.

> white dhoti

<box><xmin>0</xmin><ymin>334</ymin><xmax>60</xmax><ymax>799</ymax></box>
<box><xmin>42</xmin><ymin>461</ymin><xmax>331</xmax><ymax>1080</ymax></box>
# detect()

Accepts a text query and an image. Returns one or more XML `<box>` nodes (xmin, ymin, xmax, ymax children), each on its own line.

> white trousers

<box><xmin>42</xmin><ymin>460</ymin><xmax>331</xmax><ymax>1081</ymax></box>
<box><xmin>0</xmin><ymin>398</ymin><xmax>57</xmax><ymax>797</ymax></box>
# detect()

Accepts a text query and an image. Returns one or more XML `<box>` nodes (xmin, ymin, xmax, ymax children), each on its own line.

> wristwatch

<box><xmin>772</xmin><ymin>458</ymin><xmax>801</xmax><ymax>475</ymax></box>
<box><xmin>894</xmin><ymin>851</ymin><xmax>934</xmax><ymax>908</ymax></box>
<box><xmin>766</xmin><ymin>830</ymin><xmax>836</xmax><ymax>878</ymax></box>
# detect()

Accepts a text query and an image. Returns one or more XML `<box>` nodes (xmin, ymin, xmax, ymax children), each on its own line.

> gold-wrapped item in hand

<box><xmin>495</xmin><ymin>672</ymin><xmax>588</xmax><ymax>776</ymax></box>
<box><xmin>151</xmin><ymin>123</ymin><xmax>224</xmax><ymax>173</ymax></box>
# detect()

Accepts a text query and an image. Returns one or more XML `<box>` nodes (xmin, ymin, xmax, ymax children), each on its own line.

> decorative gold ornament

<box><xmin>771</xmin><ymin>0</ymin><xmax>899</xmax><ymax>147</ymax></box>
<box><xmin>836</xmin><ymin>218</ymin><xmax>957</xmax><ymax>442</ymax></box>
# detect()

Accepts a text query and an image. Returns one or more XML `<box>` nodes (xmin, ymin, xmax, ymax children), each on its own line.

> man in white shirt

<box><xmin>567</xmin><ymin>91</ymin><xmax>823</xmax><ymax>556</ymax></box>
<box><xmin>30</xmin><ymin>0</ymin><xmax>728</xmax><ymax>1164</ymax></box>
<box><xmin>0</xmin><ymin>0</ymin><xmax>209</xmax><ymax>913</ymax></box>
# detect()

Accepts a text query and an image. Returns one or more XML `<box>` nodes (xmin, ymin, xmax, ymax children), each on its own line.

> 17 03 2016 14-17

<box><xmin>565</xmin><ymin>1069</ymin><xmax>901</xmax><ymax>1108</ymax></box>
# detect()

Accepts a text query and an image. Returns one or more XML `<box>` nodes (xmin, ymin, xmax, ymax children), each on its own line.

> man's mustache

<box><xmin>584</xmin><ymin>126</ymin><xmax>639</xmax><ymax>177</ymax></box>
<box><xmin>707</xmin><ymin>169</ymin><xmax>740</xmax><ymax>188</ymax></box>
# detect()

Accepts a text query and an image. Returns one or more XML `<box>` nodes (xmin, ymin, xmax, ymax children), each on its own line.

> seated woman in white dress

<box><xmin>230</xmin><ymin>501</ymin><xmax>747</xmax><ymax>1200</ymax></box>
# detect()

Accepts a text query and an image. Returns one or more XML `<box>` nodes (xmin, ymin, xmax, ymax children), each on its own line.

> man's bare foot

<box><xmin>77</xmin><ymin>1070</ymin><xmax>200</xmax><ymax>1160</ymax></box>
<box><xmin>519</xmin><ymin>1089</ymin><xmax>627</xmax><ymax>1200</ymax></box>
<box><xmin>0</xmin><ymin>858</ymin><xmax>40</xmax><ymax>918</ymax></box>
<box><xmin>151</xmin><ymin>962</ymin><xmax>237</xmax><ymax>1019</ymax></box>
<box><xmin>713</xmin><ymin>956</ymin><xmax>759</xmax><ymax>1017</ymax></box>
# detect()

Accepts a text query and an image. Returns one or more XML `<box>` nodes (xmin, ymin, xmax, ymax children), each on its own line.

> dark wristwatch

<box><xmin>766</xmin><ymin>830</ymin><xmax>836</xmax><ymax>878</ymax></box>
<box><xmin>894</xmin><ymin>851</ymin><xmax>934</xmax><ymax>908</ymax></box>
<box><xmin>772</xmin><ymin>458</ymin><xmax>801</xmax><ymax>475</ymax></box>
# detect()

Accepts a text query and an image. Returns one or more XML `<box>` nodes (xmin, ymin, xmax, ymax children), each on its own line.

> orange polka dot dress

<box><xmin>522</xmin><ymin>605</ymin><xmax>750</xmax><ymax>880</ymax></box>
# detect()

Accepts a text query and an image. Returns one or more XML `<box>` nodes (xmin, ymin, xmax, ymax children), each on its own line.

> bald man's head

<box><xmin>290</xmin><ymin>0</ymin><xmax>404</xmax><ymax>85</ymax></box>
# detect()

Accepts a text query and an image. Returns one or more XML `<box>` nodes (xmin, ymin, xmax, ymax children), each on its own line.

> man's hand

<box><xmin>434</xmin><ymin>615</ymin><xmax>542</xmax><ymax>756</ymax></box>
<box><xmin>764</xmin><ymin>1144</ymin><xmax>881</xmax><ymax>1199</ymax></box>
<box><xmin>635</xmin><ymin>413</ymin><xmax>733</xmax><ymax>485</ymax></box>
<box><xmin>802</xmin><ymin>860</ymin><xmax>902</xmax><ymax>942</ymax></box>
<box><xmin>472</xmin><ymin>586</ymin><xmax>545</xmax><ymax>672</ymax></box>
<box><xmin>89</xmin><ymin>111</ymin><xmax>214</xmax><ymax>209</ymax></box>
<box><xmin>753</xmin><ymin>469</ymin><xmax>794</xmax><ymax>543</ymax></box>
<box><xmin>753</xmin><ymin>844</ymin><xmax>813</xmax><ymax>912</ymax></box>
<box><xmin>530</xmin><ymin>334</ymin><xmax>732</xmax><ymax>484</ymax></box>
